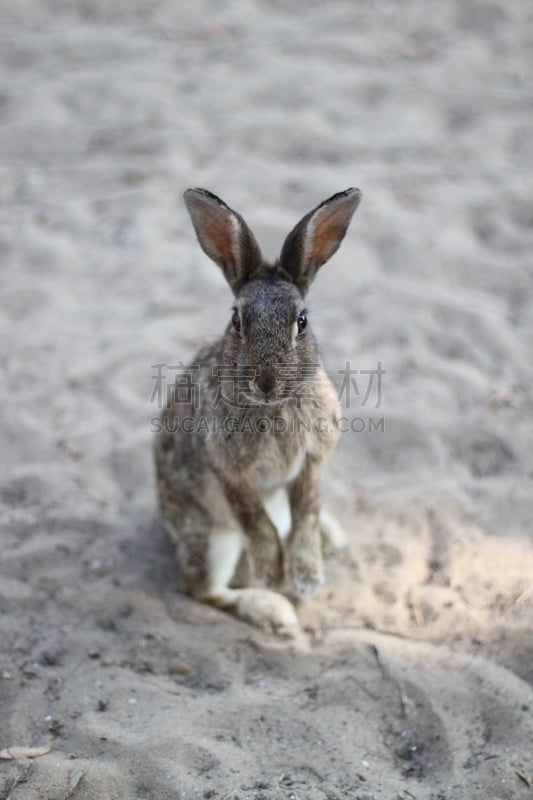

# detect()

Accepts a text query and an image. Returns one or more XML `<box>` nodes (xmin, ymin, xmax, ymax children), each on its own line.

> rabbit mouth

<box><xmin>242</xmin><ymin>392</ymin><xmax>289</xmax><ymax>406</ymax></box>
<box><xmin>241</xmin><ymin>387</ymin><xmax>289</xmax><ymax>407</ymax></box>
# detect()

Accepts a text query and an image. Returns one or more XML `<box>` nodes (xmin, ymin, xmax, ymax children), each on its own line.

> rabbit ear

<box><xmin>279</xmin><ymin>188</ymin><xmax>361</xmax><ymax>295</ymax></box>
<box><xmin>184</xmin><ymin>188</ymin><xmax>263</xmax><ymax>295</ymax></box>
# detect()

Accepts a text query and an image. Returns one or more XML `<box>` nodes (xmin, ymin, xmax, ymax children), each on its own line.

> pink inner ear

<box><xmin>310</xmin><ymin>205</ymin><xmax>350</xmax><ymax>263</ymax></box>
<box><xmin>196</xmin><ymin>206</ymin><xmax>236</xmax><ymax>266</ymax></box>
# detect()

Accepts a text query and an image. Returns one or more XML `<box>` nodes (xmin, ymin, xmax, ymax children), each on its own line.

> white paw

<box><xmin>235</xmin><ymin>588</ymin><xmax>299</xmax><ymax>633</ymax></box>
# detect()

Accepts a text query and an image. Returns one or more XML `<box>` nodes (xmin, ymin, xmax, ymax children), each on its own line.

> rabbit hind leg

<box><xmin>319</xmin><ymin>508</ymin><xmax>348</xmax><ymax>553</ymax></box>
<box><xmin>199</xmin><ymin>526</ymin><xmax>299</xmax><ymax>633</ymax></box>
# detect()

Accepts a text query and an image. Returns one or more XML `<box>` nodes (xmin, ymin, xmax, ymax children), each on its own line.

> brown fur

<box><xmin>154</xmin><ymin>187</ymin><xmax>361</xmax><ymax>631</ymax></box>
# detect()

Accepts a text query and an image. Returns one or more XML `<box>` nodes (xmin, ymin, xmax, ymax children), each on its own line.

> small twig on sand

<box><xmin>66</xmin><ymin>766</ymin><xmax>85</xmax><ymax>798</ymax></box>
<box><xmin>0</xmin><ymin>744</ymin><xmax>52</xmax><ymax>761</ymax></box>
<box><xmin>370</xmin><ymin>644</ymin><xmax>409</xmax><ymax>718</ymax></box>
<box><xmin>513</xmin><ymin>763</ymin><xmax>533</xmax><ymax>787</ymax></box>
<box><xmin>407</xmin><ymin>592</ymin><xmax>425</xmax><ymax>627</ymax></box>
<box><xmin>369</xmin><ymin>644</ymin><xmax>390</xmax><ymax>679</ymax></box>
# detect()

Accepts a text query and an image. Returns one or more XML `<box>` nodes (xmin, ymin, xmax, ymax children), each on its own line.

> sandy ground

<box><xmin>1</xmin><ymin>1</ymin><xmax>533</xmax><ymax>798</ymax></box>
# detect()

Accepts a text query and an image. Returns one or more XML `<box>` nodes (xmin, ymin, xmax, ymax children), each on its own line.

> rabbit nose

<box><xmin>255</xmin><ymin>366</ymin><xmax>276</xmax><ymax>396</ymax></box>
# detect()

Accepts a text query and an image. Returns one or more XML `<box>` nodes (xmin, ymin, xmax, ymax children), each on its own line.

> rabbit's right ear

<box><xmin>184</xmin><ymin>188</ymin><xmax>263</xmax><ymax>295</ymax></box>
<box><xmin>279</xmin><ymin>188</ymin><xmax>361</xmax><ymax>295</ymax></box>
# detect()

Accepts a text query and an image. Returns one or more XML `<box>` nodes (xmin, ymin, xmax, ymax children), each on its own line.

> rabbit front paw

<box><xmin>287</xmin><ymin>549</ymin><xmax>324</xmax><ymax>596</ymax></box>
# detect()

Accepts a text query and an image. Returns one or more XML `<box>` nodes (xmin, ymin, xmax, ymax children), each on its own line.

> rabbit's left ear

<box><xmin>184</xmin><ymin>188</ymin><xmax>263</xmax><ymax>295</ymax></box>
<box><xmin>279</xmin><ymin>188</ymin><xmax>361</xmax><ymax>295</ymax></box>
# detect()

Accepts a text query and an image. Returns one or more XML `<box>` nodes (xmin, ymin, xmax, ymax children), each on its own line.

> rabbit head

<box><xmin>184</xmin><ymin>187</ymin><xmax>361</xmax><ymax>405</ymax></box>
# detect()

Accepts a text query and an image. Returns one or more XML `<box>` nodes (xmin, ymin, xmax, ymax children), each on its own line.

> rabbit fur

<box><xmin>154</xmin><ymin>187</ymin><xmax>361</xmax><ymax>632</ymax></box>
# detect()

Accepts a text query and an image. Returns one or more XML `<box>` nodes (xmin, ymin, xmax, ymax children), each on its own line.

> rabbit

<box><xmin>154</xmin><ymin>186</ymin><xmax>361</xmax><ymax>632</ymax></box>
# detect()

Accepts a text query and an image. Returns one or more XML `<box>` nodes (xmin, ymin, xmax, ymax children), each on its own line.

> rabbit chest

<box><xmin>255</xmin><ymin>445</ymin><xmax>306</xmax><ymax>494</ymax></box>
<box><xmin>238</xmin><ymin>397</ymin><xmax>336</xmax><ymax>493</ymax></box>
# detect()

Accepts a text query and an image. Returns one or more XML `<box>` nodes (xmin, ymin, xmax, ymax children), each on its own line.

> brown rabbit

<box><xmin>155</xmin><ymin>187</ymin><xmax>361</xmax><ymax>632</ymax></box>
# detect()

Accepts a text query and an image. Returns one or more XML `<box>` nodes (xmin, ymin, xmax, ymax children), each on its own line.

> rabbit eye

<box><xmin>231</xmin><ymin>308</ymin><xmax>241</xmax><ymax>334</ymax></box>
<box><xmin>297</xmin><ymin>311</ymin><xmax>307</xmax><ymax>334</ymax></box>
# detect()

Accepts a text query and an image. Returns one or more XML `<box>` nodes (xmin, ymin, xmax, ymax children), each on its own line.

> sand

<box><xmin>1</xmin><ymin>1</ymin><xmax>532</xmax><ymax>798</ymax></box>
